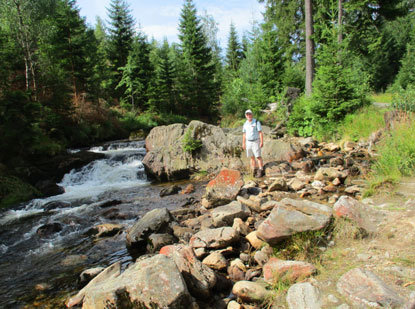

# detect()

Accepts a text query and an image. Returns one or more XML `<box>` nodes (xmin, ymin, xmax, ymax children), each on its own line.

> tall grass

<box><xmin>337</xmin><ymin>105</ymin><xmax>385</xmax><ymax>142</ymax></box>
<box><xmin>374</xmin><ymin>118</ymin><xmax>415</xmax><ymax>178</ymax></box>
<box><xmin>370</xmin><ymin>92</ymin><xmax>393</xmax><ymax>104</ymax></box>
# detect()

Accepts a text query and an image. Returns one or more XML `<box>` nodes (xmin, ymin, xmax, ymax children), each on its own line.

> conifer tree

<box><xmin>177</xmin><ymin>0</ymin><xmax>219</xmax><ymax>119</ymax></box>
<box><xmin>106</xmin><ymin>0</ymin><xmax>135</xmax><ymax>99</ymax></box>
<box><xmin>117</xmin><ymin>31</ymin><xmax>154</xmax><ymax>111</ymax></box>
<box><xmin>225</xmin><ymin>23</ymin><xmax>243</xmax><ymax>74</ymax></box>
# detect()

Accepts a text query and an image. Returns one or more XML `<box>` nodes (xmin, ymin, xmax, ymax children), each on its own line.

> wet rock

<box><xmin>245</xmin><ymin>231</ymin><xmax>265</xmax><ymax>250</ymax></box>
<box><xmin>181</xmin><ymin>184</ymin><xmax>195</xmax><ymax>194</ymax></box>
<box><xmin>82</xmin><ymin>255</ymin><xmax>192</xmax><ymax>308</ymax></box>
<box><xmin>190</xmin><ymin>227</ymin><xmax>239</xmax><ymax>250</ymax></box>
<box><xmin>203</xmin><ymin>251</ymin><xmax>228</xmax><ymax>270</ymax></box>
<box><xmin>97</xmin><ymin>199</ymin><xmax>123</xmax><ymax>208</ymax></box>
<box><xmin>35</xmin><ymin>180</ymin><xmax>65</xmax><ymax>197</ymax></box>
<box><xmin>43</xmin><ymin>201</ymin><xmax>71</xmax><ymax>211</ymax></box>
<box><xmin>267</xmin><ymin>178</ymin><xmax>288</xmax><ymax>192</ymax></box>
<box><xmin>160</xmin><ymin>244</ymin><xmax>216</xmax><ymax>299</ymax></box>
<box><xmin>160</xmin><ymin>185</ymin><xmax>182</xmax><ymax>197</ymax></box>
<box><xmin>80</xmin><ymin>267</ymin><xmax>105</xmax><ymax>284</ymax></box>
<box><xmin>36</xmin><ymin>222</ymin><xmax>62</xmax><ymax>237</ymax></box>
<box><xmin>211</xmin><ymin>201</ymin><xmax>250</xmax><ymax>227</ymax></box>
<box><xmin>257</xmin><ymin>198</ymin><xmax>332</xmax><ymax>245</ymax></box>
<box><xmin>147</xmin><ymin>233</ymin><xmax>176</xmax><ymax>252</ymax></box>
<box><xmin>337</xmin><ymin>268</ymin><xmax>404</xmax><ymax>308</ymax></box>
<box><xmin>126</xmin><ymin>208</ymin><xmax>173</xmax><ymax>249</ymax></box>
<box><xmin>286</xmin><ymin>282</ymin><xmax>322</xmax><ymax>309</ymax></box>
<box><xmin>263</xmin><ymin>258</ymin><xmax>316</xmax><ymax>284</ymax></box>
<box><xmin>202</xmin><ymin>168</ymin><xmax>244</xmax><ymax>208</ymax></box>
<box><xmin>61</xmin><ymin>255</ymin><xmax>87</xmax><ymax>266</ymax></box>
<box><xmin>247</xmin><ymin>187</ymin><xmax>262</xmax><ymax>196</ymax></box>
<box><xmin>89</xmin><ymin>223</ymin><xmax>123</xmax><ymax>238</ymax></box>
<box><xmin>333</xmin><ymin>196</ymin><xmax>376</xmax><ymax>234</ymax></box>
<box><xmin>232</xmin><ymin>281</ymin><xmax>270</xmax><ymax>303</ymax></box>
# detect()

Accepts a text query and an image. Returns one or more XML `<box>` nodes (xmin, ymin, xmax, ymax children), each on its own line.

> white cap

<box><xmin>245</xmin><ymin>109</ymin><xmax>253</xmax><ymax>115</ymax></box>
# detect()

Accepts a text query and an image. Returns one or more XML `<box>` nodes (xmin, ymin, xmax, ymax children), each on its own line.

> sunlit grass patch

<box><xmin>370</xmin><ymin>92</ymin><xmax>393</xmax><ymax>104</ymax></box>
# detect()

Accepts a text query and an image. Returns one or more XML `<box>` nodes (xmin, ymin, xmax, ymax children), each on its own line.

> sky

<box><xmin>76</xmin><ymin>0</ymin><xmax>265</xmax><ymax>47</ymax></box>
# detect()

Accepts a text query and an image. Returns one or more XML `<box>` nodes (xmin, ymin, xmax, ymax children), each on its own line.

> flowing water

<box><xmin>0</xmin><ymin>140</ymin><xmax>200</xmax><ymax>308</ymax></box>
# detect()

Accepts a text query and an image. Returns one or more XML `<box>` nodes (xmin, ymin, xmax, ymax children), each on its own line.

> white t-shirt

<box><xmin>243</xmin><ymin>119</ymin><xmax>262</xmax><ymax>141</ymax></box>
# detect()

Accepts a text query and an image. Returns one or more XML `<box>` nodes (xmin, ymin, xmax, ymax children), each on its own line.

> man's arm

<box><xmin>242</xmin><ymin>132</ymin><xmax>246</xmax><ymax>150</ymax></box>
<box><xmin>259</xmin><ymin>131</ymin><xmax>263</xmax><ymax>148</ymax></box>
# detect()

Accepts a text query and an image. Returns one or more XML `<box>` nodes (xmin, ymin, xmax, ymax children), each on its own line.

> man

<box><xmin>242</xmin><ymin>109</ymin><xmax>264</xmax><ymax>177</ymax></box>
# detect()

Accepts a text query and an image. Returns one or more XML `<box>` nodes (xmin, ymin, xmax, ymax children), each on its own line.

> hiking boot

<box><xmin>255</xmin><ymin>169</ymin><xmax>264</xmax><ymax>178</ymax></box>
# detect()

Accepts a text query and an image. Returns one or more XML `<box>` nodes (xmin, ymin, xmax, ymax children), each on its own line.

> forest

<box><xmin>0</xmin><ymin>0</ymin><xmax>414</xmax><ymax>204</ymax></box>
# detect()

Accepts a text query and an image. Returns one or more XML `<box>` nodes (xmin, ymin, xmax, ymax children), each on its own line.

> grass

<box><xmin>370</xmin><ymin>92</ymin><xmax>394</xmax><ymax>104</ymax></box>
<box><xmin>337</xmin><ymin>105</ymin><xmax>385</xmax><ymax>142</ymax></box>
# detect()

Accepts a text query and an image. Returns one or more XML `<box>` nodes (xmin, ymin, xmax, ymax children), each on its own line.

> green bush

<box><xmin>181</xmin><ymin>127</ymin><xmax>202</xmax><ymax>154</ymax></box>
<box><xmin>0</xmin><ymin>175</ymin><xmax>40</xmax><ymax>208</ymax></box>
<box><xmin>392</xmin><ymin>85</ymin><xmax>415</xmax><ymax>112</ymax></box>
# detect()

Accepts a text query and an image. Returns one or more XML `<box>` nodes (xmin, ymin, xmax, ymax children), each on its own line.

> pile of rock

<box><xmin>65</xmin><ymin>134</ymin><xmax>410</xmax><ymax>308</ymax></box>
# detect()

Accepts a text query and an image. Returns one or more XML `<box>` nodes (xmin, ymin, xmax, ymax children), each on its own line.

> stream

<box><xmin>0</xmin><ymin>140</ymin><xmax>203</xmax><ymax>308</ymax></box>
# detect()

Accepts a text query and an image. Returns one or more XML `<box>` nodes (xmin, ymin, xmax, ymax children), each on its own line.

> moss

<box><xmin>0</xmin><ymin>175</ymin><xmax>40</xmax><ymax>208</ymax></box>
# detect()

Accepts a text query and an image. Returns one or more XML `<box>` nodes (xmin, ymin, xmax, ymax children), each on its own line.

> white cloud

<box><xmin>141</xmin><ymin>24</ymin><xmax>179</xmax><ymax>42</ymax></box>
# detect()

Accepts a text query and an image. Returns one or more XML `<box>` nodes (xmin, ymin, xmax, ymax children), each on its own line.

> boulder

<box><xmin>80</xmin><ymin>267</ymin><xmax>104</xmax><ymax>284</ymax></box>
<box><xmin>203</xmin><ymin>168</ymin><xmax>244</xmax><ymax>208</ymax></box>
<box><xmin>315</xmin><ymin>167</ymin><xmax>347</xmax><ymax>181</ymax></box>
<box><xmin>160</xmin><ymin>244</ymin><xmax>216</xmax><ymax>299</ymax></box>
<box><xmin>267</xmin><ymin>178</ymin><xmax>288</xmax><ymax>192</ymax></box>
<box><xmin>143</xmin><ymin>120</ymin><xmax>304</xmax><ymax>181</ymax></box>
<box><xmin>160</xmin><ymin>185</ymin><xmax>182</xmax><ymax>197</ymax></box>
<box><xmin>337</xmin><ymin>268</ymin><xmax>404</xmax><ymax>308</ymax></box>
<box><xmin>333</xmin><ymin>196</ymin><xmax>376</xmax><ymax>234</ymax></box>
<box><xmin>126</xmin><ymin>208</ymin><xmax>173</xmax><ymax>249</ymax></box>
<box><xmin>37</xmin><ymin>222</ymin><xmax>62</xmax><ymax>237</ymax></box>
<box><xmin>79</xmin><ymin>255</ymin><xmax>192</xmax><ymax>308</ymax></box>
<box><xmin>263</xmin><ymin>258</ymin><xmax>316</xmax><ymax>284</ymax></box>
<box><xmin>245</xmin><ymin>231</ymin><xmax>265</xmax><ymax>250</ymax></box>
<box><xmin>147</xmin><ymin>233</ymin><xmax>176</xmax><ymax>252</ymax></box>
<box><xmin>286</xmin><ymin>282</ymin><xmax>322</xmax><ymax>309</ymax></box>
<box><xmin>228</xmin><ymin>259</ymin><xmax>247</xmax><ymax>281</ymax></box>
<box><xmin>232</xmin><ymin>281</ymin><xmax>270</xmax><ymax>303</ymax></box>
<box><xmin>211</xmin><ymin>201</ymin><xmax>251</xmax><ymax>227</ymax></box>
<box><xmin>257</xmin><ymin>198</ymin><xmax>332</xmax><ymax>245</ymax></box>
<box><xmin>232</xmin><ymin>218</ymin><xmax>250</xmax><ymax>236</ymax></box>
<box><xmin>190</xmin><ymin>227</ymin><xmax>239</xmax><ymax>249</ymax></box>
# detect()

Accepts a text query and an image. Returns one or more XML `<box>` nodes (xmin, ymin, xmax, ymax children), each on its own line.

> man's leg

<box><xmin>256</xmin><ymin>156</ymin><xmax>264</xmax><ymax>177</ymax></box>
<box><xmin>250</xmin><ymin>156</ymin><xmax>257</xmax><ymax>176</ymax></box>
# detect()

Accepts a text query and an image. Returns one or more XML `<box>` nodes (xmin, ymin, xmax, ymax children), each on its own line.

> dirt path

<box><xmin>313</xmin><ymin>178</ymin><xmax>415</xmax><ymax>307</ymax></box>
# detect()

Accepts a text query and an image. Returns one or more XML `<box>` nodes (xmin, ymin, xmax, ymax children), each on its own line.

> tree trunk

<box><xmin>338</xmin><ymin>0</ymin><xmax>343</xmax><ymax>43</ymax></box>
<box><xmin>305</xmin><ymin>0</ymin><xmax>315</xmax><ymax>96</ymax></box>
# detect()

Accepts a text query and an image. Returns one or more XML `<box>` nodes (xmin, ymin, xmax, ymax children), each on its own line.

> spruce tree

<box><xmin>106</xmin><ymin>0</ymin><xmax>135</xmax><ymax>99</ymax></box>
<box><xmin>225</xmin><ymin>23</ymin><xmax>243</xmax><ymax>74</ymax></box>
<box><xmin>177</xmin><ymin>0</ymin><xmax>219</xmax><ymax>119</ymax></box>
<box><xmin>117</xmin><ymin>31</ymin><xmax>153</xmax><ymax>111</ymax></box>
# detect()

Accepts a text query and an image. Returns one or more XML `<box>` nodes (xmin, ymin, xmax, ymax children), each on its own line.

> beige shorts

<box><xmin>246</xmin><ymin>140</ymin><xmax>261</xmax><ymax>158</ymax></box>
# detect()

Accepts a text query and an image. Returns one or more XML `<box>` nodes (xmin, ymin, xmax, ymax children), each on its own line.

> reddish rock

<box><xmin>263</xmin><ymin>258</ymin><xmax>316</xmax><ymax>284</ymax></box>
<box><xmin>203</xmin><ymin>168</ymin><xmax>244</xmax><ymax>208</ymax></box>
<box><xmin>333</xmin><ymin>196</ymin><xmax>376</xmax><ymax>234</ymax></box>
<box><xmin>337</xmin><ymin>268</ymin><xmax>404</xmax><ymax>308</ymax></box>
<box><xmin>181</xmin><ymin>184</ymin><xmax>195</xmax><ymax>194</ymax></box>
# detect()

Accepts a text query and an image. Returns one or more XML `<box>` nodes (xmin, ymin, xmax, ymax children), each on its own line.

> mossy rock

<box><xmin>0</xmin><ymin>175</ymin><xmax>40</xmax><ymax>209</ymax></box>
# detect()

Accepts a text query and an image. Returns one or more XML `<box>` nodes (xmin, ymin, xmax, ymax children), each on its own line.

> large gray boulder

<box><xmin>257</xmin><ymin>198</ymin><xmax>332</xmax><ymax>245</ymax></box>
<box><xmin>126</xmin><ymin>208</ymin><xmax>173</xmax><ymax>249</ymax></box>
<box><xmin>189</xmin><ymin>227</ymin><xmax>240</xmax><ymax>249</ymax></box>
<box><xmin>79</xmin><ymin>255</ymin><xmax>192</xmax><ymax>308</ymax></box>
<box><xmin>142</xmin><ymin>120</ymin><xmax>304</xmax><ymax>181</ymax></box>
<box><xmin>160</xmin><ymin>244</ymin><xmax>217</xmax><ymax>299</ymax></box>
<box><xmin>286</xmin><ymin>282</ymin><xmax>322</xmax><ymax>309</ymax></box>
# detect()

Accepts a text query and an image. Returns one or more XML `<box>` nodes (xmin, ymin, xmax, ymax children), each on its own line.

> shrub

<box><xmin>181</xmin><ymin>127</ymin><xmax>202</xmax><ymax>154</ymax></box>
<box><xmin>392</xmin><ymin>85</ymin><xmax>415</xmax><ymax>112</ymax></box>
